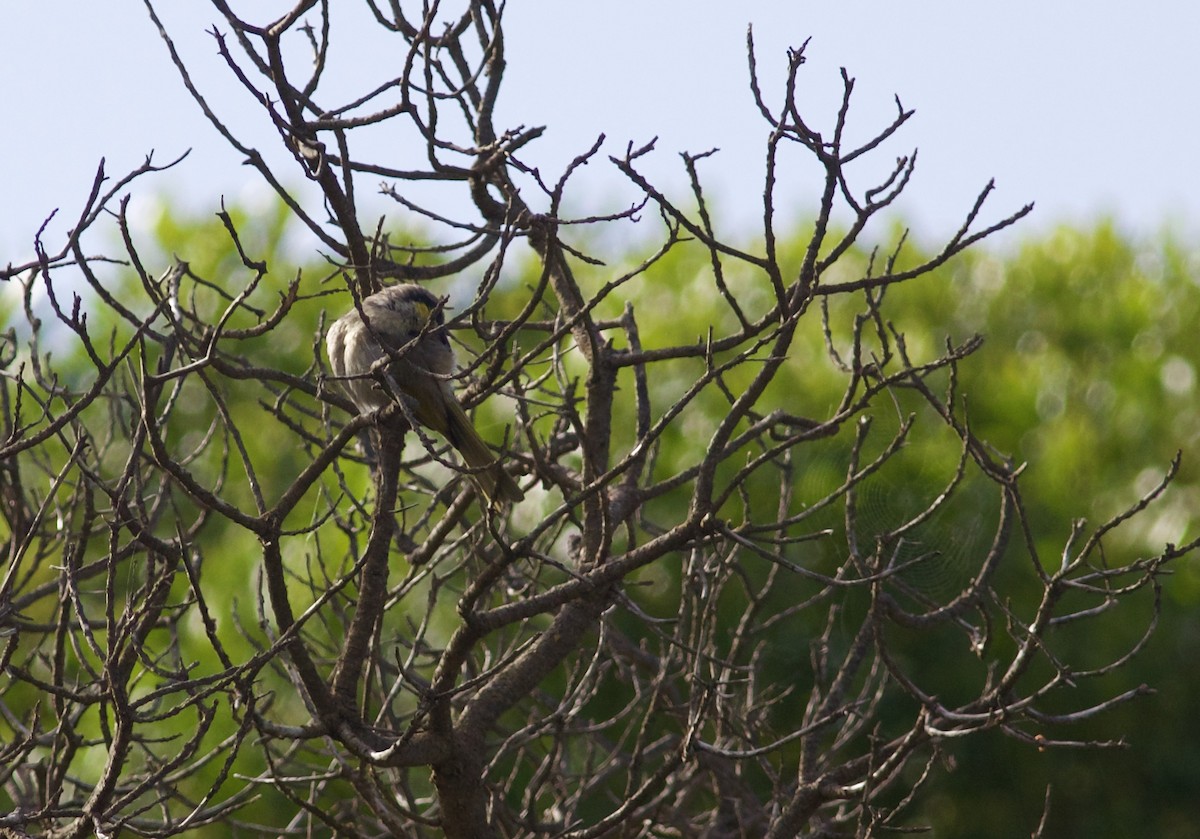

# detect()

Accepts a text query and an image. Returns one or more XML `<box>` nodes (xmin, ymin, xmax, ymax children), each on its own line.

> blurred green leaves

<box><xmin>7</xmin><ymin>197</ymin><xmax>1197</xmax><ymax>836</ymax></box>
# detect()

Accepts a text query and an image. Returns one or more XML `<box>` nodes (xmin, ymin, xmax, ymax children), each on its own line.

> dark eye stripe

<box><xmin>404</xmin><ymin>287</ymin><xmax>441</xmax><ymax>308</ymax></box>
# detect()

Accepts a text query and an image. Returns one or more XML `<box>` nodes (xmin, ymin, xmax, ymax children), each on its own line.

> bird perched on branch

<box><xmin>325</xmin><ymin>283</ymin><xmax>524</xmax><ymax>504</ymax></box>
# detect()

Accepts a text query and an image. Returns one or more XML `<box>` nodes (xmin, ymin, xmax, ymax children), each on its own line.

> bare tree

<box><xmin>2</xmin><ymin>3</ymin><xmax>1192</xmax><ymax>837</ymax></box>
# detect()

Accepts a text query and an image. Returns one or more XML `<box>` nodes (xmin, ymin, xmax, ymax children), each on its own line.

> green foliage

<box><xmin>521</xmin><ymin>214</ymin><xmax>1200</xmax><ymax>837</ymax></box>
<box><xmin>848</xmin><ymin>222</ymin><xmax>1200</xmax><ymax>838</ymax></box>
<box><xmin>5</xmin><ymin>199</ymin><xmax>1197</xmax><ymax>836</ymax></box>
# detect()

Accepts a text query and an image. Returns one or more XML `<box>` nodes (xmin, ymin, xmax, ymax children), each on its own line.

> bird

<box><xmin>325</xmin><ymin>283</ymin><xmax>524</xmax><ymax>503</ymax></box>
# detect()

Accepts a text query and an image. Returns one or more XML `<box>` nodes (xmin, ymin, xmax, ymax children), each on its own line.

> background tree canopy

<box><xmin>2</xmin><ymin>4</ymin><xmax>1197</xmax><ymax>837</ymax></box>
<box><xmin>4</xmin><ymin>201</ymin><xmax>1196</xmax><ymax>837</ymax></box>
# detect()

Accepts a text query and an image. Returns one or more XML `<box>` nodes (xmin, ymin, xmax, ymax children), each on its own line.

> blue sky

<box><xmin>4</xmin><ymin>2</ymin><xmax>1198</xmax><ymax>262</ymax></box>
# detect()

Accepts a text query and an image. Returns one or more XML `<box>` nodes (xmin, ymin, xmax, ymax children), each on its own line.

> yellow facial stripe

<box><xmin>412</xmin><ymin>302</ymin><xmax>431</xmax><ymax>325</ymax></box>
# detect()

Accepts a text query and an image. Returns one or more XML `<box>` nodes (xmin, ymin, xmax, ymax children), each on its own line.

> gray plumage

<box><xmin>325</xmin><ymin>283</ymin><xmax>523</xmax><ymax>503</ymax></box>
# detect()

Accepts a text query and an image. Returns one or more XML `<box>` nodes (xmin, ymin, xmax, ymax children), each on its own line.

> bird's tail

<box><xmin>444</xmin><ymin>399</ymin><xmax>524</xmax><ymax>503</ymax></box>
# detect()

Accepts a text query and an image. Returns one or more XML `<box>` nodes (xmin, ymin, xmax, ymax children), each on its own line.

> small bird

<box><xmin>325</xmin><ymin>283</ymin><xmax>524</xmax><ymax>503</ymax></box>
